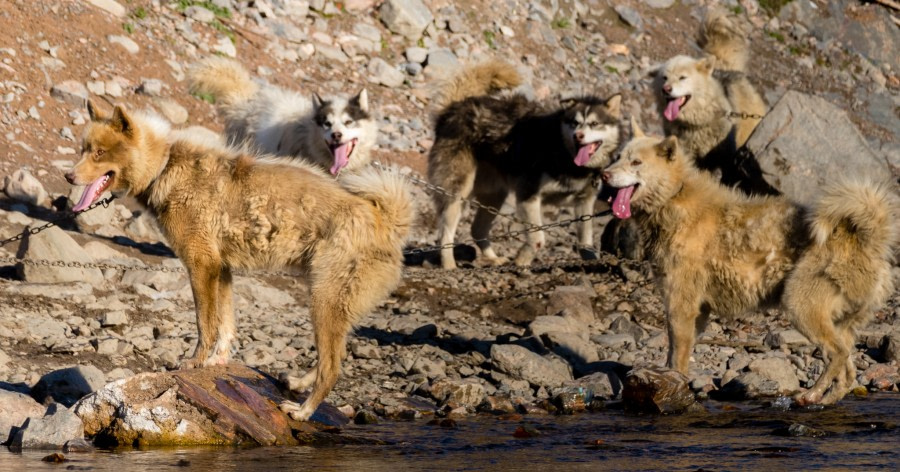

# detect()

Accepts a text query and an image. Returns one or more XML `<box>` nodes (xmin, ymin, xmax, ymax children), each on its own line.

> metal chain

<box><xmin>0</xmin><ymin>196</ymin><xmax>117</xmax><ymax>249</ymax></box>
<box><xmin>729</xmin><ymin>111</ymin><xmax>765</xmax><ymax>120</ymax></box>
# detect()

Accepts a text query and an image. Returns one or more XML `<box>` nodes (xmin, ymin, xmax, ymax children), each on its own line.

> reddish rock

<box><xmin>622</xmin><ymin>367</ymin><xmax>696</xmax><ymax>414</ymax></box>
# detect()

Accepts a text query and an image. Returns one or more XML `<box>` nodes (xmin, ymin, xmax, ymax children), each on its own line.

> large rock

<box><xmin>560</xmin><ymin>368</ymin><xmax>623</xmax><ymax>401</ymax></box>
<box><xmin>429</xmin><ymin>378</ymin><xmax>486</xmax><ymax>409</ymax></box>
<box><xmin>545</xmin><ymin>285</ymin><xmax>595</xmax><ymax>325</ymax></box>
<box><xmin>747</xmin><ymin>357</ymin><xmax>801</xmax><ymax>394</ymax></box>
<box><xmin>73</xmin><ymin>365</ymin><xmax>348</xmax><ymax>447</ymax></box>
<box><xmin>15</xmin><ymin>226</ymin><xmax>104</xmax><ymax>285</ymax></box>
<box><xmin>528</xmin><ymin>315</ymin><xmax>582</xmax><ymax>337</ymax></box>
<box><xmin>379</xmin><ymin>0</ymin><xmax>433</xmax><ymax>39</ymax></box>
<box><xmin>68</xmin><ymin>187</ymin><xmax>116</xmax><ymax>229</ymax></box>
<box><xmin>9</xmin><ymin>404</ymin><xmax>84</xmax><ymax>450</ymax></box>
<box><xmin>0</xmin><ymin>390</ymin><xmax>47</xmax><ymax>444</ymax></box>
<box><xmin>490</xmin><ymin>344</ymin><xmax>573</xmax><ymax>388</ymax></box>
<box><xmin>50</xmin><ymin>81</ymin><xmax>89</xmax><ymax>105</ymax></box>
<box><xmin>83</xmin><ymin>0</ymin><xmax>126</xmax><ymax>17</ymax></box>
<box><xmin>3</xmin><ymin>168</ymin><xmax>49</xmax><ymax>207</ymax></box>
<box><xmin>622</xmin><ymin>367</ymin><xmax>696</xmax><ymax>414</ymax></box>
<box><xmin>744</xmin><ymin>91</ymin><xmax>890</xmax><ymax>206</ymax></box>
<box><xmin>32</xmin><ymin>365</ymin><xmax>108</xmax><ymax>407</ymax></box>
<box><xmin>367</xmin><ymin>57</ymin><xmax>406</xmax><ymax>88</ymax></box>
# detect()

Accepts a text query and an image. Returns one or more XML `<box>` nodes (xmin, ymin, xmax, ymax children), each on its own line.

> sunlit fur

<box><xmin>603</xmin><ymin>127</ymin><xmax>899</xmax><ymax>405</ymax></box>
<box><xmin>71</xmin><ymin>103</ymin><xmax>413</xmax><ymax>421</ymax></box>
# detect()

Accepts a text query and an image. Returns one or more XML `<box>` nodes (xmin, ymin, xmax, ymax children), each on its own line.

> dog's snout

<box><xmin>662</xmin><ymin>84</ymin><xmax>672</xmax><ymax>95</ymax></box>
<box><xmin>332</xmin><ymin>131</ymin><xmax>342</xmax><ymax>141</ymax></box>
<box><xmin>601</xmin><ymin>171</ymin><xmax>611</xmax><ymax>182</ymax></box>
<box><xmin>64</xmin><ymin>171</ymin><xmax>76</xmax><ymax>185</ymax></box>
<box><xmin>574</xmin><ymin>131</ymin><xmax>584</xmax><ymax>142</ymax></box>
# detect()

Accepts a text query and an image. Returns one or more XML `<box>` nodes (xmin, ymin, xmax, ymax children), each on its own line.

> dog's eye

<box><xmin>323</xmin><ymin>121</ymin><xmax>332</xmax><ymax>128</ymax></box>
<box><xmin>344</xmin><ymin>119</ymin><xmax>353</xmax><ymax>125</ymax></box>
<box><xmin>662</xmin><ymin>75</ymin><xmax>668</xmax><ymax>81</ymax></box>
<box><xmin>678</xmin><ymin>76</ymin><xmax>686</xmax><ymax>80</ymax></box>
<box><xmin>631</xmin><ymin>159</ymin><xmax>642</xmax><ymax>166</ymax></box>
<box><xmin>589</xmin><ymin>121</ymin><xmax>599</xmax><ymax>127</ymax></box>
<box><xmin>93</xmin><ymin>149</ymin><xmax>105</xmax><ymax>160</ymax></box>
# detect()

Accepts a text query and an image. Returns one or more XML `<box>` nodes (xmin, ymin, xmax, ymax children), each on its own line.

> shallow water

<box><xmin>2</xmin><ymin>394</ymin><xmax>898</xmax><ymax>471</ymax></box>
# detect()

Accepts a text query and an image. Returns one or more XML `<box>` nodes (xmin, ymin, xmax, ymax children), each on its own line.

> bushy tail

<box><xmin>698</xmin><ymin>10</ymin><xmax>748</xmax><ymax>72</ymax></box>
<box><xmin>187</xmin><ymin>57</ymin><xmax>258</xmax><ymax>107</ymax></box>
<box><xmin>810</xmin><ymin>180</ymin><xmax>900</xmax><ymax>258</ymax></box>
<box><xmin>431</xmin><ymin>61</ymin><xmax>523</xmax><ymax>113</ymax></box>
<box><xmin>341</xmin><ymin>166</ymin><xmax>414</xmax><ymax>248</ymax></box>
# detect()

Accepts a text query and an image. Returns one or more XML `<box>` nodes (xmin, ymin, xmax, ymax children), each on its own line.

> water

<box><xmin>2</xmin><ymin>395</ymin><xmax>897</xmax><ymax>471</ymax></box>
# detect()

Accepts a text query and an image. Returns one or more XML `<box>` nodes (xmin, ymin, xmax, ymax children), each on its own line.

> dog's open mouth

<box><xmin>574</xmin><ymin>141</ymin><xmax>601</xmax><ymax>166</ymax></box>
<box><xmin>330</xmin><ymin>138</ymin><xmax>358</xmax><ymax>176</ymax></box>
<box><xmin>72</xmin><ymin>171</ymin><xmax>114</xmax><ymax>212</ymax></box>
<box><xmin>610</xmin><ymin>184</ymin><xmax>637</xmax><ymax>219</ymax></box>
<box><xmin>663</xmin><ymin>95</ymin><xmax>690</xmax><ymax>121</ymax></box>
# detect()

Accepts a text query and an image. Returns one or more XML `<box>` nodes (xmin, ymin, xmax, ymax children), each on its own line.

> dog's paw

<box><xmin>794</xmin><ymin>390</ymin><xmax>823</xmax><ymax>406</ymax></box>
<box><xmin>482</xmin><ymin>256</ymin><xmax>509</xmax><ymax>267</ymax></box>
<box><xmin>280</xmin><ymin>400</ymin><xmax>313</xmax><ymax>421</ymax></box>
<box><xmin>178</xmin><ymin>357</ymin><xmax>205</xmax><ymax>370</ymax></box>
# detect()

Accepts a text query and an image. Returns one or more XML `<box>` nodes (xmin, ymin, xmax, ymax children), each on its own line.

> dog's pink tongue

<box><xmin>574</xmin><ymin>145</ymin><xmax>593</xmax><ymax>166</ymax></box>
<box><xmin>72</xmin><ymin>176</ymin><xmax>106</xmax><ymax>212</ymax></box>
<box><xmin>330</xmin><ymin>143</ymin><xmax>351</xmax><ymax>175</ymax></box>
<box><xmin>664</xmin><ymin>99</ymin><xmax>681</xmax><ymax>121</ymax></box>
<box><xmin>612</xmin><ymin>185</ymin><xmax>635</xmax><ymax>219</ymax></box>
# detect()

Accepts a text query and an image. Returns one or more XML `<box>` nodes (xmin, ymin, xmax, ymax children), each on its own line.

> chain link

<box><xmin>728</xmin><ymin>111</ymin><xmax>765</xmax><ymax>120</ymax></box>
<box><xmin>0</xmin><ymin>196</ymin><xmax>116</xmax><ymax>248</ymax></box>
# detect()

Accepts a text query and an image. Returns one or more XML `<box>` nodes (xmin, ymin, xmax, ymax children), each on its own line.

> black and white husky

<box><xmin>428</xmin><ymin>63</ymin><xmax>622</xmax><ymax>268</ymax></box>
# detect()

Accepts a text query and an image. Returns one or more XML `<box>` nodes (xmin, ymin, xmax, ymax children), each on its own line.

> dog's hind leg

<box><xmin>471</xmin><ymin>186</ymin><xmax>509</xmax><ymax>265</ymax></box>
<box><xmin>436</xmin><ymin>170</ymin><xmax>475</xmax><ymax>270</ymax></box>
<box><xmin>791</xmin><ymin>305</ymin><xmax>851</xmax><ymax>405</ymax></box>
<box><xmin>514</xmin><ymin>195</ymin><xmax>545</xmax><ymax>266</ymax></box>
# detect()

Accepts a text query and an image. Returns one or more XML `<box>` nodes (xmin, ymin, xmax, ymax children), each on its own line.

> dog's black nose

<box><xmin>64</xmin><ymin>172</ymin><xmax>75</xmax><ymax>184</ymax></box>
<box><xmin>574</xmin><ymin>131</ymin><xmax>584</xmax><ymax>143</ymax></box>
<box><xmin>662</xmin><ymin>84</ymin><xmax>672</xmax><ymax>95</ymax></box>
<box><xmin>601</xmin><ymin>171</ymin><xmax>611</xmax><ymax>182</ymax></box>
<box><xmin>332</xmin><ymin>131</ymin><xmax>342</xmax><ymax>141</ymax></box>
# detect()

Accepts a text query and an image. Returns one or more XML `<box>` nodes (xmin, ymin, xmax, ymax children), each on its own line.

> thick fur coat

<box><xmin>602</xmin><ymin>123</ymin><xmax>899</xmax><ymax>405</ymax></box>
<box><xmin>66</xmin><ymin>103</ymin><xmax>413</xmax><ymax>421</ymax></box>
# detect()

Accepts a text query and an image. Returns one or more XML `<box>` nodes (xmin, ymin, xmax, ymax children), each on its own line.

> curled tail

<box><xmin>188</xmin><ymin>57</ymin><xmax>258</xmax><ymax>108</ymax></box>
<box><xmin>341</xmin><ymin>166</ymin><xmax>414</xmax><ymax>249</ymax></box>
<box><xmin>810</xmin><ymin>180</ymin><xmax>900</xmax><ymax>259</ymax></box>
<box><xmin>431</xmin><ymin>61</ymin><xmax>523</xmax><ymax>114</ymax></box>
<box><xmin>698</xmin><ymin>10</ymin><xmax>748</xmax><ymax>72</ymax></box>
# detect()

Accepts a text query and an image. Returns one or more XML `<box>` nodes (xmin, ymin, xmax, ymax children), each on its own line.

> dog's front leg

<box><xmin>514</xmin><ymin>195</ymin><xmax>544</xmax><ymax>266</ymax></box>
<box><xmin>207</xmin><ymin>267</ymin><xmax>235</xmax><ymax>366</ymax></box>
<box><xmin>574</xmin><ymin>191</ymin><xmax>598</xmax><ymax>259</ymax></box>
<box><xmin>664</xmin><ymin>277</ymin><xmax>705</xmax><ymax>375</ymax></box>
<box><xmin>181</xmin><ymin>258</ymin><xmax>223</xmax><ymax>369</ymax></box>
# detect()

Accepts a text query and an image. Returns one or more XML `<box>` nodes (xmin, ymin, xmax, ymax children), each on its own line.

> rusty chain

<box><xmin>728</xmin><ymin>111</ymin><xmax>765</xmax><ymax>120</ymax></box>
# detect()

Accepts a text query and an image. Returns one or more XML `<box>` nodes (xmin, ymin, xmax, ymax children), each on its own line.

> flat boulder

<box><xmin>73</xmin><ymin>365</ymin><xmax>348</xmax><ymax>447</ymax></box>
<box><xmin>744</xmin><ymin>91</ymin><xmax>890</xmax><ymax>206</ymax></box>
<box><xmin>622</xmin><ymin>367</ymin><xmax>696</xmax><ymax>414</ymax></box>
<box><xmin>0</xmin><ymin>390</ymin><xmax>47</xmax><ymax>444</ymax></box>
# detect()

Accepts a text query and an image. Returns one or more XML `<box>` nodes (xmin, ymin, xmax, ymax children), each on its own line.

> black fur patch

<box><xmin>314</xmin><ymin>98</ymin><xmax>370</xmax><ymax>126</ymax></box>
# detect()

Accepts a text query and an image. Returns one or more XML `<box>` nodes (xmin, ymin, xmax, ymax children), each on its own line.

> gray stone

<box><xmin>609</xmin><ymin>315</ymin><xmax>646</xmax><ymax>342</ymax></box>
<box><xmin>107</xmin><ymin>35</ymin><xmax>139</xmax><ymax>54</ymax></box>
<box><xmin>409</xmin><ymin>357</ymin><xmax>446</xmax><ymax>379</ymax></box>
<box><xmin>883</xmin><ymin>332</ymin><xmax>900</xmax><ymax>363</ymax></box>
<box><xmin>137</xmin><ymin>78</ymin><xmax>163</xmax><ymax>96</ymax></box>
<box><xmin>10</xmin><ymin>404</ymin><xmax>84</xmax><ymax>450</ymax></box>
<box><xmin>50</xmin><ymin>80</ymin><xmax>88</xmax><ymax>106</ymax></box>
<box><xmin>748</xmin><ymin>357</ymin><xmax>801</xmax><ymax>394</ymax></box>
<box><xmin>101</xmin><ymin>311</ymin><xmax>128</xmax><ymax>327</ymax></box>
<box><xmin>3</xmin><ymin>168</ymin><xmax>49</xmax><ymax>206</ymax></box>
<box><xmin>542</xmin><ymin>331</ymin><xmax>599</xmax><ymax>365</ymax></box>
<box><xmin>15</xmin><ymin>226</ymin><xmax>104</xmax><ymax>286</ymax></box>
<box><xmin>379</xmin><ymin>0</ymin><xmax>433</xmax><ymax>39</ymax></box>
<box><xmin>124</xmin><ymin>212</ymin><xmax>166</xmax><ymax>243</ymax></box>
<box><xmin>316</xmin><ymin>43</ymin><xmax>349</xmax><ymax>63</ymax></box>
<box><xmin>352</xmin><ymin>22</ymin><xmax>382</xmax><ymax>43</ymax></box>
<box><xmin>368</xmin><ymin>57</ymin><xmax>406</xmax><ymax>88</ymax></box>
<box><xmin>764</xmin><ymin>329</ymin><xmax>810</xmax><ymax>349</ymax></box>
<box><xmin>745</xmin><ymin>91</ymin><xmax>890</xmax><ymax>206</ymax></box>
<box><xmin>405</xmin><ymin>46</ymin><xmax>428</xmax><ymax>64</ymax></box>
<box><xmin>545</xmin><ymin>285</ymin><xmax>595</xmax><ymax>325</ymax></box>
<box><xmin>529</xmin><ymin>315</ymin><xmax>582</xmax><ymax>337</ymax></box>
<box><xmin>562</xmin><ymin>369</ymin><xmax>622</xmax><ymax>400</ymax></box>
<box><xmin>424</xmin><ymin>48</ymin><xmax>459</xmax><ymax>81</ymax></box>
<box><xmin>233</xmin><ymin>279</ymin><xmax>295</xmax><ymax>308</ymax></box>
<box><xmin>184</xmin><ymin>5</ymin><xmax>215</xmax><ymax>22</ymax></box>
<box><xmin>719</xmin><ymin>372</ymin><xmax>783</xmax><ymax>399</ymax></box>
<box><xmin>429</xmin><ymin>379</ymin><xmax>486</xmax><ymax>409</ymax></box>
<box><xmin>84</xmin><ymin>0</ymin><xmax>126</xmax><ymax>17</ymax></box>
<box><xmin>614</xmin><ymin>5</ymin><xmax>642</xmax><ymax>29</ymax></box>
<box><xmin>642</xmin><ymin>0</ymin><xmax>675</xmax><ymax>8</ymax></box>
<box><xmin>213</xmin><ymin>36</ymin><xmax>237</xmax><ymax>57</ymax></box>
<box><xmin>490</xmin><ymin>344</ymin><xmax>573</xmax><ymax>387</ymax></box>
<box><xmin>86</xmin><ymin>80</ymin><xmax>105</xmax><ymax>96</ymax></box>
<box><xmin>33</xmin><ymin>365</ymin><xmax>108</xmax><ymax>407</ymax></box>
<box><xmin>0</xmin><ymin>390</ymin><xmax>46</xmax><ymax>444</ymax></box>
<box><xmin>622</xmin><ymin>367</ymin><xmax>695</xmax><ymax>414</ymax></box>
<box><xmin>351</xmin><ymin>343</ymin><xmax>382</xmax><ymax>359</ymax></box>
<box><xmin>590</xmin><ymin>333</ymin><xmax>635</xmax><ymax>349</ymax></box>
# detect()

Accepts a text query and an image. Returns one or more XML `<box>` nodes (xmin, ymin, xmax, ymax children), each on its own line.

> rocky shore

<box><xmin>1</xmin><ymin>0</ymin><xmax>898</xmax><ymax>450</ymax></box>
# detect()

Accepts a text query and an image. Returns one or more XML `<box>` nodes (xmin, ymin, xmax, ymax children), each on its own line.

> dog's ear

<box><xmin>312</xmin><ymin>93</ymin><xmax>325</xmax><ymax>109</ymax></box>
<box><xmin>559</xmin><ymin>97</ymin><xmax>577</xmax><ymax>109</ymax></box>
<box><xmin>87</xmin><ymin>100</ymin><xmax>107</xmax><ymax>121</ymax></box>
<box><xmin>605</xmin><ymin>94</ymin><xmax>622</xmax><ymax>119</ymax></box>
<box><xmin>352</xmin><ymin>89</ymin><xmax>369</xmax><ymax>113</ymax></box>
<box><xmin>109</xmin><ymin>105</ymin><xmax>134</xmax><ymax>137</ymax></box>
<box><xmin>655</xmin><ymin>136</ymin><xmax>679</xmax><ymax>161</ymax></box>
<box><xmin>630</xmin><ymin>116</ymin><xmax>645</xmax><ymax>138</ymax></box>
<box><xmin>696</xmin><ymin>56</ymin><xmax>715</xmax><ymax>76</ymax></box>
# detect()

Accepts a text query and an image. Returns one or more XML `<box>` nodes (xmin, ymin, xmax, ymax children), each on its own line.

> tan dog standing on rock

<box><xmin>66</xmin><ymin>102</ymin><xmax>413</xmax><ymax>421</ymax></box>
<box><xmin>602</xmin><ymin>120</ymin><xmax>899</xmax><ymax>405</ymax></box>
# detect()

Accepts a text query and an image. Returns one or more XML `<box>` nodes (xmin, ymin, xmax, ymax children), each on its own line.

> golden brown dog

<box><xmin>602</xmin><ymin>120</ymin><xmax>898</xmax><ymax>405</ymax></box>
<box><xmin>66</xmin><ymin>102</ymin><xmax>413</xmax><ymax>420</ymax></box>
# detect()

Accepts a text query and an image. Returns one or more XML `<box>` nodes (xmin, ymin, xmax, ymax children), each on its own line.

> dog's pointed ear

<box><xmin>352</xmin><ymin>89</ymin><xmax>369</xmax><ymax>113</ymax></box>
<box><xmin>87</xmin><ymin>100</ymin><xmax>107</xmax><ymax>121</ymax></box>
<box><xmin>312</xmin><ymin>93</ymin><xmax>325</xmax><ymax>109</ymax></box>
<box><xmin>605</xmin><ymin>94</ymin><xmax>622</xmax><ymax>119</ymax></box>
<box><xmin>110</xmin><ymin>105</ymin><xmax>134</xmax><ymax>136</ymax></box>
<box><xmin>630</xmin><ymin>116</ymin><xmax>645</xmax><ymax>138</ymax></box>
<box><xmin>697</xmin><ymin>56</ymin><xmax>715</xmax><ymax>76</ymax></box>
<box><xmin>559</xmin><ymin>97</ymin><xmax>577</xmax><ymax>109</ymax></box>
<box><xmin>655</xmin><ymin>135</ymin><xmax>679</xmax><ymax>161</ymax></box>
